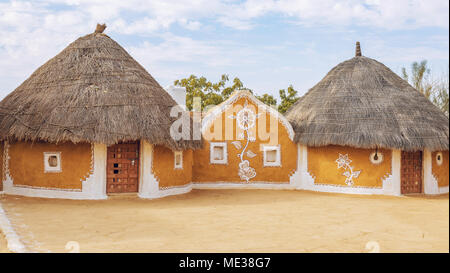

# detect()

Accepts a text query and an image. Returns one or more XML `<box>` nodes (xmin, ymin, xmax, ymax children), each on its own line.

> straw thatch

<box><xmin>285</xmin><ymin>43</ymin><xmax>449</xmax><ymax>152</ymax></box>
<box><xmin>0</xmin><ymin>27</ymin><xmax>201</xmax><ymax>150</ymax></box>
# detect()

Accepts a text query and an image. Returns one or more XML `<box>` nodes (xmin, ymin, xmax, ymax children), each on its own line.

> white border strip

<box><xmin>0</xmin><ymin>203</ymin><xmax>27</xmax><ymax>253</ymax></box>
<box><xmin>193</xmin><ymin>182</ymin><xmax>294</xmax><ymax>190</ymax></box>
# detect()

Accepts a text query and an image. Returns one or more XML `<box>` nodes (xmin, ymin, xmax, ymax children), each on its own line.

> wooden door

<box><xmin>401</xmin><ymin>151</ymin><xmax>423</xmax><ymax>194</ymax></box>
<box><xmin>107</xmin><ymin>142</ymin><xmax>139</xmax><ymax>193</ymax></box>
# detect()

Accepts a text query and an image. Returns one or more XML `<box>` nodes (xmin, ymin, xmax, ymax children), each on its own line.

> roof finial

<box><xmin>355</xmin><ymin>41</ymin><xmax>361</xmax><ymax>57</ymax></box>
<box><xmin>94</xmin><ymin>23</ymin><xmax>106</xmax><ymax>34</ymax></box>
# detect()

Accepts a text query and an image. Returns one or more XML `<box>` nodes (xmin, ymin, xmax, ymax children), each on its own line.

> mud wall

<box><xmin>432</xmin><ymin>151</ymin><xmax>449</xmax><ymax>187</ymax></box>
<box><xmin>308</xmin><ymin>145</ymin><xmax>392</xmax><ymax>187</ymax></box>
<box><xmin>8</xmin><ymin>141</ymin><xmax>92</xmax><ymax>190</ymax></box>
<box><xmin>152</xmin><ymin>145</ymin><xmax>193</xmax><ymax>188</ymax></box>
<box><xmin>193</xmin><ymin>97</ymin><xmax>297</xmax><ymax>183</ymax></box>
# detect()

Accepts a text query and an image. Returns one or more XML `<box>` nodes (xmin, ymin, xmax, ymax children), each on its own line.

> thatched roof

<box><xmin>285</xmin><ymin>42</ymin><xmax>449</xmax><ymax>152</ymax></box>
<box><xmin>0</xmin><ymin>25</ymin><xmax>201</xmax><ymax>150</ymax></box>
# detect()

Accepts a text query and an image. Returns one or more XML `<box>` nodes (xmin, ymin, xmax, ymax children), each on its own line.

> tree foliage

<box><xmin>256</xmin><ymin>93</ymin><xmax>277</xmax><ymax>108</ymax></box>
<box><xmin>174</xmin><ymin>74</ymin><xmax>244</xmax><ymax>111</ymax></box>
<box><xmin>402</xmin><ymin>60</ymin><xmax>449</xmax><ymax>116</ymax></box>
<box><xmin>278</xmin><ymin>85</ymin><xmax>299</xmax><ymax>113</ymax></box>
<box><xmin>174</xmin><ymin>74</ymin><xmax>300</xmax><ymax>113</ymax></box>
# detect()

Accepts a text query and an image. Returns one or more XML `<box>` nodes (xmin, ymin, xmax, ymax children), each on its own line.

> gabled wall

<box><xmin>193</xmin><ymin>91</ymin><xmax>297</xmax><ymax>184</ymax></box>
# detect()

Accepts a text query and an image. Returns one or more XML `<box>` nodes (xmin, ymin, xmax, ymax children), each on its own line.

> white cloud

<box><xmin>0</xmin><ymin>0</ymin><xmax>448</xmax><ymax>99</ymax></box>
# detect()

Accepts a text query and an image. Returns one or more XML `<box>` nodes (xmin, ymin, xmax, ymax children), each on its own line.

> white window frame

<box><xmin>174</xmin><ymin>151</ymin><xmax>183</xmax><ymax>169</ymax></box>
<box><xmin>210</xmin><ymin>142</ymin><xmax>228</xmax><ymax>164</ymax></box>
<box><xmin>263</xmin><ymin>145</ymin><xmax>281</xmax><ymax>167</ymax></box>
<box><xmin>43</xmin><ymin>152</ymin><xmax>62</xmax><ymax>173</ymax></box>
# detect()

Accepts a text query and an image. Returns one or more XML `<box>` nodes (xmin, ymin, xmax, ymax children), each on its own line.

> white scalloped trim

<box><xmin>201</xmin><ymin>90</ymin><xmax>295</xmax><ymax>141</ymax></box>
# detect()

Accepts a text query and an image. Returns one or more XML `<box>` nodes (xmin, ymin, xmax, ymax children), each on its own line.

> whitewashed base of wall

<box><xmin>0</xmin><ymin>202</ymin><xmax>27</xmax><ymax>252</ymax></box>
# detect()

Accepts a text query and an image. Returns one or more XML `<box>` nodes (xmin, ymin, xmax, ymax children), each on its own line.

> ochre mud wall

<box><xmin>8</xmin><ymin>141</ymin><xmax>92</xmax><ymax>190</ymax></box>
<box><xmin>432</xmin><ymin>151</ymin><xmax>449</xmax><ymax>187</ymax></box>
<box><xmin>152</xmin><ymin>145</ymin><xmax>193</xmax><ymax>188</ymax></box>
<box><xmin>193</xmin><ymin>97</ymin><xmax>297</xmax><ymax>183</ymax></box>
<box><xmin>308</xmin><ymin>145</ymin><xmax>392</xmax><ymax>187</ymax></box>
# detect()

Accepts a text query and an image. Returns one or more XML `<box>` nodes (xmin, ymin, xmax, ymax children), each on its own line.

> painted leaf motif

<box><xmin>343</xmin><ymin>171</ymin><xmax>351</xmax><ymax>178</ymax></box>
<box><xmin>247</xmin><ymin>150</ymin><xmax>257</xmax><ymax>158</ymax></box>
<box><xmin>231</xmin><ymin>141</ymin><xmax>242</xmax><ymax>149</ymax></box>
<box><xmin>353</xmin><ymin>170</ymin><xmax>361</xmax><ymax>178</ymax></box>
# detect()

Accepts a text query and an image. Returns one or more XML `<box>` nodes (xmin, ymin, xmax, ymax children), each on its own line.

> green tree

<box><xmin>278</xmin><ymin>85</ymin><xmax>299</xmax><ymax>113</ymax></box>
<box><xmin>174</xmin><ymin>74</ymin><xmax>245</xmax><ymax>111</ymax></box>
<box><xmin>256</xmin><ymin>93</ymin><xmax>277</xmax><ymax>108</ymax></box>
<box><xmin>401</xmin><ymin>60</ymin><xmax>433</xmax><ymax>98</ymax></box>
<box><xmin>402</xmin><ymin>61</ymin><xmax>449</xmax><ymax>116</ymax></box>
<box><xmin>431</xmin><ymin>70</ymin><xmax>449</xmax><ymax>117</ymax></box>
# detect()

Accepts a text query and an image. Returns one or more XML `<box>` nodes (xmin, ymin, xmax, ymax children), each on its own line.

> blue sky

<box><xmin>0</xmin><ymin>0</ymin><xmax>448</xmax><ymax>101</ymax></box>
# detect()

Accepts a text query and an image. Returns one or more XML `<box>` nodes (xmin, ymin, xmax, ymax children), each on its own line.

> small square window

<box><xmin>174</xmin><ymin>151</ymin><xmax>183</xmax><ymax>169</ymax></box>
<box><xmin>44</xmin><ymin>152</ymin><xmax>62</xmax><ymax>173</ymax></box>
<box><xmin>210</xmin><ymin>142</ymin><xmax>227</xmax><ymax>164</ymax></box>
<box><xmin>263</xmin><ymin>145</ymin><xmax>281</xmax><ymax>167</ymax></box>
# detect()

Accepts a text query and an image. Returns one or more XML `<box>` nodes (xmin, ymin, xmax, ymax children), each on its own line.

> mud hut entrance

<box><xmin>107</xmin><ymin>142</ymin><xmax>140</xmax><ymax>193</ymax></box>
<box><xmin>401</xmin><ymin>151</ymin><xmax>423</xmax><ymax>194</ymax></box>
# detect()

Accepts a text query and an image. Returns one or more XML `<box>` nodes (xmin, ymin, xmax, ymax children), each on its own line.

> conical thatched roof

<box><xmin>0</xmin><ymin>26</ymin><xmax>201</xmax><ymax>150</ymax></box>
<box><xmin>285</xmin><ymin>42</ymin><xmax>449</xmax><ymax>152</ymax></box>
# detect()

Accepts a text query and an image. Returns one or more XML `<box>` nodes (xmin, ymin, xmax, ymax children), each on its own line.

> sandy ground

<box><xmin>0</xmin><ymin>231</ymin><xmax>9</xmax><ymax>253</ymax></box>
<box><xmin>0</xmin><ymin>190</ymin><xmax>448</xmax><ymax>253</ymax></box>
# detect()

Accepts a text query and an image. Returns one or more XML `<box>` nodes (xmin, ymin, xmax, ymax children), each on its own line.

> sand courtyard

<box><xmin>0</xmin><ymin>189</ymin><xmax>448</xmax><ymax>253</ymax></box>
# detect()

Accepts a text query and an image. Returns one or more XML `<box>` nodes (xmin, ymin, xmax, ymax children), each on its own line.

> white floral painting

<box><xmin>335</xmin><ymin>153</ymin><xmax>361</xmax><ymax>186</ymax></box>
<box><xmin>228</xmin><ymin>100</ymin><xmax>261</xmax><ymax>182</ymax></box>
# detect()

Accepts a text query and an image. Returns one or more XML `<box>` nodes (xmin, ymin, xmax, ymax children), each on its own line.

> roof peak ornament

<box><xmin>355</xmin><ymin>41</ymin><xmax>362</xmax><ymax>57</ymax></box>
<box><xmin>94</xmin><ymin>23</ymin><xmax>106</xmax><ymax>34</ymax></box>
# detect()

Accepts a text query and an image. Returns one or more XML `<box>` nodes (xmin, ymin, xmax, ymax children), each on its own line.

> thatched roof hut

<box><xmin>0</xmin><ymin>25</ymin><xmax>200</xmax><ymax>150</ymax></box>
<box><xmin>285</xmin><ymin>42</ymin><xmax>449</xmax><ymax>152</ymax></box>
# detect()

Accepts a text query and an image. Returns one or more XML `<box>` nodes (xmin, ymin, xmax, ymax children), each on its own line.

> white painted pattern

<box><xmin>228</xmin><ymin>99</ymin><xmax>259</xmax><ymax>182</ymax></box>
<box><xmin>335</xmin><ymin>153</ymin><xmax>361</xmax><ymax>186</ymax></box>
<box><xmin>201</xmin><ymin>90</ymin><xmax>295</xmax><ymax>140</ymax></box>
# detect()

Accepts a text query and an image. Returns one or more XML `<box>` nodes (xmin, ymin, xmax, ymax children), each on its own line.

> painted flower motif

<box><xmin>336</xmin><ymin>153</ymin><xmax>361</xmax><ymax>187</ymax></box>
<box><xmin>228</xmin><ymin>99</ymin><xmax>260</xmax><ymax>183</ymax></box>
<box><xmin>238</xmin><ymin>160</ymin><xmax>256</xmax><ymax>182</ymax></box>
<box><xmin>336</xmin><ymin>153</ymin><xmax>351</xmax><ymax>169</ymax></box>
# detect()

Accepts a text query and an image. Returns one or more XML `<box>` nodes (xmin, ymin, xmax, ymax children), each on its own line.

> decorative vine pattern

<box><xmin>229</xmin><ymin>100</ymin><xmax>261</xmax><ymax>182</ymax></box>
<box><xmin>335</xmin><ymin>153</ymin><xmax>361</xmax><ymax>186</ymax></box>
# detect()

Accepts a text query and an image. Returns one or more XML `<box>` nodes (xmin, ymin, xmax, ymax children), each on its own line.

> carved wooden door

<box><xmin>401</xmin><ymin>151</ymin><xmax>422</xmax><ymax>194</ymax></box>
<box><xmin>107</xmin><ymin>142</ymin><xmax>139</xmax><ymax>193</ymax></box>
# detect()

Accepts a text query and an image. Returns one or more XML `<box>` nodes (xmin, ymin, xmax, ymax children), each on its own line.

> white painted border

<box><xmin>201</xmin><ymin>90</ymin><xmax>295</xmax><ymax>141</ymax></box>
<box><xmin>262</xmin><ymin>145</ymin><xmax>281</xmax><ymax>167</ymax></box>
<box><xmin>192</xmin><ymin>182</ymin><xmax>294</xmax><ymax>190</ymax></box>
<box><xmin>210</xmin><ymin>142</ymin><xmax>228</xmax><ymax>164</ymax></box>
<box><xmin>2</xmin><ymin>142</ymin><xmax>107</xmax><ymax>200</ymax></box>
<box><xmin>0</xmin><ymin>202</ymin><xmax>27</xmax><ymax>252</ymax></box>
